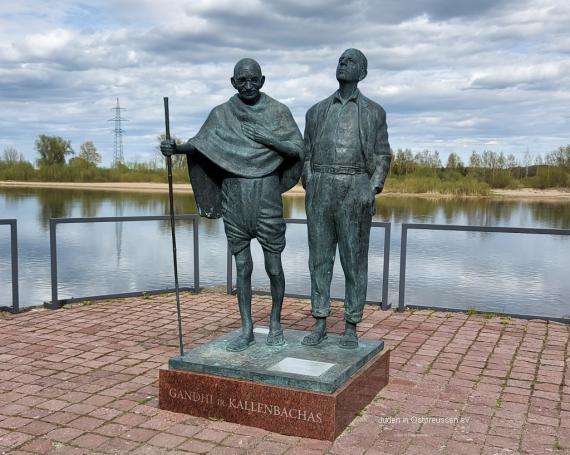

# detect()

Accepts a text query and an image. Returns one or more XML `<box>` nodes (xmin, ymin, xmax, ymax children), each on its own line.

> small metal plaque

<box><xmin>253</xmin><ymin>326</ymin><xmax>270</xmax><ymax>334</ymax></box>
<box><xmin>268</xmin><ymin>357</ymin><xmax>335</xmax><ymax>377</ymax></box>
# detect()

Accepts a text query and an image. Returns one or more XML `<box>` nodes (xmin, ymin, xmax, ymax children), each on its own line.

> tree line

<box><xmin>2</xmin><ymin>136</ymin><xmax>101</xmax><ymax>167</ymax></box>
<box><xmin>0</xmin><ymin>134</ymin><xmax>188</xmax><ymax>183</ymax></box>
<box><xmin>390</xmin><ymin>146</ymin><xmax>570</xmax><ymax>189</ymax></box>
<box><xmin>1</xmin><ymin>134</ymin><xmax>569</xmax><ymax>192</ymax></box>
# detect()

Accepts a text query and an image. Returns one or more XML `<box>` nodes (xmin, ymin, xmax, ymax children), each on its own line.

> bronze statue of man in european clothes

<box><xmin>302</xmin><ymin>49</ymin><xmax>392</xmax><ymax>349</ymax></box>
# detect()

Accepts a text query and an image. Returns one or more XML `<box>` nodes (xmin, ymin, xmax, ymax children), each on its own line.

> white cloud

<box><xmin>0</xmin><ymin>0</ymin><xmax>568</xmax><ymax>165</ymax></box>
<box><xmin>20</xmin><ymin>29</ymin><xmax>75</xmax><ymax>58</ymax></box>
<box><xmin>468</xmin><ymin>63</ymin><xmax>562</xmax><ymax>89</ymax></box>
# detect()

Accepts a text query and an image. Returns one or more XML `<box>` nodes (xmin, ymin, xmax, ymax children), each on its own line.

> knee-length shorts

<box><xmin>221</xmin><ymin>173</ymin><xmax>286</xmax><ymax>256</ymax></box>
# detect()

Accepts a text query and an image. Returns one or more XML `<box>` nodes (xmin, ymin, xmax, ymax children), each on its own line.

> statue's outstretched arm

<box><xmin>160</xmin><ymin>139</ymin><xmax>197</xmax><ymax>156</ymax></box>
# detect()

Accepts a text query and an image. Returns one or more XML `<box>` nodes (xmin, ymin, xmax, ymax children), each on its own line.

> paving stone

<box><xmin>18</xmin><ymin>420</ymin><xmax>58</xmax><ymax>436</ymax></box>
<box><xmin>70</xmin><ymin>432</ymin><xmax>109</xmax><ymax>449</ymax></box>
<box><xmin>97</xmin><ymin>436</ymin><xmax>141</xmax><ymax>454</ymax></box>
<box><xmin>93</xmin><ymin>422</ymin><xmax>129</xmax><ymax>437</ymax></box>
<box><xmin>19</xmin><ymin>437</ymin><xmax>55</xmax><ymax>453</ymax></box>
<box><xmin>194</xmin><ymin>428</ymin><xmax>230</xmax><ymax>443</ymax></box>
<box><xmin>166</xmin><ymin>422</ymin><xmax>202</xmax><ymax>437</ymax></box>
<box><xmin>122</xmin><ymin>427</ymin><xmax>159</xmax><ymax>442</ymax></box>
<box><xmin>177</xmin><ymin>438</ymin><xmax>217</xmax><ymax>453</ymax></box>
<box><xmin>45</xmin><ymin>427</ymin><xmax>85</xmax><ymax>443</ymax></box>
<box><xmin>0</xmin><ymin>431</ymin><xmax>34</xmax><ymax>449</ymax></box>
<box><xmin>147</xmin><ymin>431</ymin><xmax>187</xmax><ymax>448</ymax></box>
<box><xmin>249</xmin><ymin>440</ymin><xmax>291</xmax><ymax>454</ymax></box>
<box><xmin>36</xmin><ymin>399</ymin><xmax>68</xmax><ymax>412</ymax></box>
<box><xmin>67</xmin><ymin>415</ymin><xmax>105</xmax><ymax>431</ymax></box>
<box><xmin>0</xmin><ymin>291</ymin><xmax>567</xmax><ymax>454</ymax></box>
<box><xmin>112</xmin><ymin>412</ymin><xmax>148</xmax><ymax>427</ymax></box>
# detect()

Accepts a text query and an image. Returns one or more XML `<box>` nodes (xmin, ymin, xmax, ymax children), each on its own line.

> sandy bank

<box><xmin>490</xmin><ymin>188</ymin><xmax>570</xmax><ymax>200</ymax></box>
<box><xmin>0</xmin><ymin>181</ymin><xmax>198</xmax><ymax>194</ymax></box>
<box><xmin>0</xmin><ymin>180</ymin><xmax>307</xmax><ymax>196</ymax></box>
<box><xmin>1</xmin><ymin>180</ymin><xmax>570</xmax><ymax>200</ymax></box>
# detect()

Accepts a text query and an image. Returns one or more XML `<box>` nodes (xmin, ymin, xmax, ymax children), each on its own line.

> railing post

<box><xmin>226</xmin><ymin>242</ymin><xmax>233</xmax><ymax>295</ymax></box>
<box><xmin>381</xmin><ymin>223</ymin><xmax>391</xmax><ymax>311</ymax></box>
<box><xmin>192</xmin><ymin>216</ymin><xmax>200</xmax><ymax>292</ymax></box>
<box><xmin>10</xmin><ymin>221</ymin><xmax>19</xmax><ymax>313</ymax></box>
<box><xmin>398</xmin><ymin>224</ymin><xmax>408</xmax><ymax>312</ymax></box>
<box><xmin>47</xmin><ymin>219</ymin><xmax>60</xmax><ymax>309</ymax></box>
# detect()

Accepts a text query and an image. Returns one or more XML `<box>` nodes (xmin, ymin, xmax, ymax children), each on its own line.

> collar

<box><xmin>334</xmin><ymin>88</ymin><xmax>360</xmax><ymax>105</ymax></box>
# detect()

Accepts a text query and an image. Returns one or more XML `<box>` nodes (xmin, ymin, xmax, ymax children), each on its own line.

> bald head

<box><xmin>231</xmin><ymin>58</ymin><xmax>265</xmax><ymax>105</ymax></box>
<box><xmin>233</xmin><ymin>58</ymin><xmax>262</xmax><ymax>78</ymax></box>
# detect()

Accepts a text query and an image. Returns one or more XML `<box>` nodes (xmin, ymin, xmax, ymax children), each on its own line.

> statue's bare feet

<box><xmin>266</xmin><ymin>327</ymin><xmax>285</xmax><ymax>346</ymax></box>
<box><xmin>302</xmin><ymin>327</ymin><xmax>327</xmax><ymax>346</ymax></box>
<box><xmin>227</xmin><ymin>333</ymin><xmax>255</xmax><ymax>352</ymax></box>
<box><xmin>302</xmin><ymin>318</ymin><xmax>327</xmax><ymax>346</ymax></box>
<box><xmin>302</xmin><ymin>330</ymin><xmax>327</xmax><ymax>346</ymax></box>
<box><xmin>339</xmin><ymin>322</ymin><xmax>358</xmax><ymax>349</ymax></box>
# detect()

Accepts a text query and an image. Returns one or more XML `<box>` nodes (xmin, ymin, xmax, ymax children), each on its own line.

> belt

<box><xmin>312</xmin><ymin>164</ymin><xmax>367</xmax><ymax>175</ymax></box>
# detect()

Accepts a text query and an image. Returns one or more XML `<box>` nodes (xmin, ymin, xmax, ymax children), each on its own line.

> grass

<box><xmin>138</xmin><ymin>396</ymin><xmax>154</xmax><ymax>405</ymax></box>
<box><xmin>1</xmin><ymin>161</ymin><xmax>569</xmax><ymax>196</ymax></box>
<box><xmin>384</xmin><ymin>175</ymin><xmax>491</xmax><ymax>196</ymax></box>
<box><xmin>0</xmin><ymin>162</ymin><xmax>189</xmax><ymax>184</ymax></box>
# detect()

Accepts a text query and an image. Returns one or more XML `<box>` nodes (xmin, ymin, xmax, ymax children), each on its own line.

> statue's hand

<box><xmin>160</xmin><ymin>139</ymin><xmax>177</xmax><ymax>157</ymax></box>
<box><xmin>301</xmin><ymin>163</ymin><xmax>312</xmax><ymax>190</ymax></box>
<box><xmin>242</xmin><ymin>122</ymin><xmax>274</xmax><ymax>146</ymax></box>
<box><xmin>370</xmin><ymin>186</ymin><xmax>379</xmax><ymax>216</ymax></box>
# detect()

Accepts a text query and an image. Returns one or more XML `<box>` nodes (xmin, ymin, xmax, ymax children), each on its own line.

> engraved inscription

<box><xmin>228</xmin><ymin>398</ymin><xmax>323</xmax><ymax>423</ymax></box>
<box><xmin>168</xmin><ymin>388</ymin><xmax>214</xmax><ymax>404</ymax></box>
<box><xmin>167</xmin><ymin>388</ymin><xmax>323</xmax><ymax>424</ymax></box>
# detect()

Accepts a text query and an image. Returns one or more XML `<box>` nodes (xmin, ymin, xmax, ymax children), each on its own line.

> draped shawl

<box><xmin>187</xmin><ymin>93</ymin><xmax>303</xmax><ymax>219</ymax></box>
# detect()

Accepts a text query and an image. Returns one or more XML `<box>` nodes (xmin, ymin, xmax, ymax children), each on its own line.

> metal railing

<box><xmin>46</xmin><ymin>215</ymin><xmax>200</xmax><ymax>309</ymax></box>
<box><xmin>9</xmin><ymin>214</ymin><xmax>565</xmax><ymax>323</ymax></box>
<box><xmin>0</xmin><ymin>219</ymin><xmax>18</xmax><ymax>313</ymax></box>
<box><xmin>398</xmin><ymin>223</ymin><xmax>570</xmax><ymax>323</ymax></box>
<box><xmin>226</xmin><ymin>219</ymin><xmax>392</xmax><ymax>310</ymax></box>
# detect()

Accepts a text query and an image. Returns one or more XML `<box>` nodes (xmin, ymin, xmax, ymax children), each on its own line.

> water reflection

<box><xmin>376</xmin><ymin>196</ymin><xmax>570</xmax><ymax>229</ymax></box>
<box><xmin>0</xmin><ymin>187</ymin><xmax>569</xmax><ymax>318</ymax></box>
<box><xmin>115</xmin><ymin>201</ymin><xmax>123</xmax><ymax>264</ymax></box>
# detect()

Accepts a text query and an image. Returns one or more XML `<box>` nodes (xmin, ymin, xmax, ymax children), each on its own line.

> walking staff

<box><xmin>163</xmin><ymin>96</ymin><xmax>184</xmax><ymax>356</ymax></box>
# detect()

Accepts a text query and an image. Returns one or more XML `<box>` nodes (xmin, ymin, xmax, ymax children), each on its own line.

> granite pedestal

<box><xmin>159</xmin><ymin>327</ymin><xmax>390</xmax><ymax>440</ymax></box>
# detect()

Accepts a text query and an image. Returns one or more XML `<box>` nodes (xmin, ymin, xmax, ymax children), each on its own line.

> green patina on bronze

<box><xmin>169</xmin><ymin>327</ymin><xmax>384</xmax><ymax>393</ymax></box>
<box><xmin>161</xmin><ymin>58</ymin><xmax>303</xmax><ymax>352</ymax></box>
<box><xmin>302</xmin><ymin>49</ymin><xmax>393</xmax><ymax>349</ymax></box>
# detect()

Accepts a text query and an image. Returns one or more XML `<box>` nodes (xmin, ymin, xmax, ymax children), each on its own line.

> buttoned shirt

<box><xmin>312</xmin><ymin>89</ymin><xmax>365</xmax><ymax>168</ymax></box>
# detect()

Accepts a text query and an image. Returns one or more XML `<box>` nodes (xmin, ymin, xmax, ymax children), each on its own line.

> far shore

<box><xmin>1</xmin><ymin>180</ymin><xmax>570</xmax><ymax>200</ymax></box>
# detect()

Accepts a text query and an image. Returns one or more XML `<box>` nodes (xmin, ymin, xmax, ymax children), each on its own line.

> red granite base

<box><xmin>159</xmin><ymin>349</ymin><xmax>390</xmax><ymax>440</ymax></box>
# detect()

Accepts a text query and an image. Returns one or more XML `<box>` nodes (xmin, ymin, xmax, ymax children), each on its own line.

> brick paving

<box><xmin>0</xmin><ymin>289</ymin><xmax>569</xmax><ymax>454</ymax></box>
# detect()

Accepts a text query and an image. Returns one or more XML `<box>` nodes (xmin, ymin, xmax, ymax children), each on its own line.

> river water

<box><xmin>0</xmin><ymin>187</ymin><xmax>569</xmax><ymax>318</ymax></box>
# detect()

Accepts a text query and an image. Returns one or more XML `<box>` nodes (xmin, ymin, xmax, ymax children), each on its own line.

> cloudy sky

<box><xmin>1</xmin><ymin>0</ymin><xmax>569</xmax><ymax>166</ymax></box>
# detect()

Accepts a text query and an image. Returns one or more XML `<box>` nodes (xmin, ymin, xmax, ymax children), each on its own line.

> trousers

<box><xmin>305</xmin><ymin>171</ymin><xmax>374</xmax><ymax>324</ymax></box>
